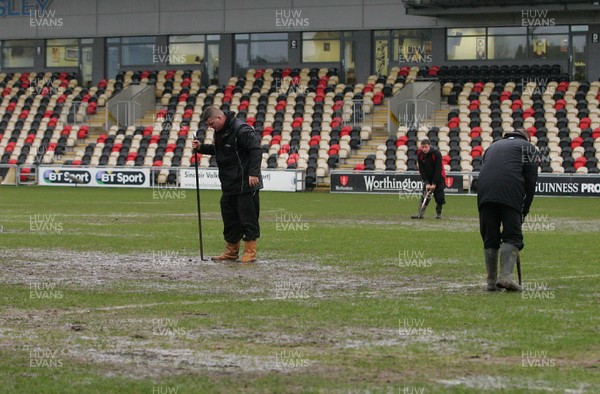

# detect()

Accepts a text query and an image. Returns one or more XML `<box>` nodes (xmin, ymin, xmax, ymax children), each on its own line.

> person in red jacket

<box><xmin>411</xmin><ymin>139</ymin><xmax>446</xmax><ymax>219</ymax></box>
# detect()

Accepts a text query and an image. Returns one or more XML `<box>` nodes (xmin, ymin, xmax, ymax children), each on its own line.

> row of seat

<box><xmin>355</xmin><ymin>75</ymin><xmax>600</xmax><ymax>174</ymax></box>
<box><xmin>50</xmin><ymin>68</ymin><xmax>388</xmax><ymax>185</ymax></box>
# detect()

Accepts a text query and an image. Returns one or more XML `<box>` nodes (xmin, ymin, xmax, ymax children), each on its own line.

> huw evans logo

<box><xmin>43</xmin><ymin>169</ymin><xmax>91</xmax><ymax>184</ymax></box>
<box><xmin>29</xmin><ymin>281</ymin><xmax>63</xmax><ymax>299</ymax></box>
<box><xmin>96</xmin><ymin>170</ymin><xmax>146</xmax><ymax>186</ymax></box>
<box><xmin>28</xmin><ymin>76</ymin><xmax>58</xmax><ymax>96</ymax></box>
<box><xmin>29</xmin><ymin>8</ymin><xmax>62</xmax><ymax>29</ymax></box>
<box><xmin>521</xmin><ymin>350</ymin><xmax>556</xmax><ymax>367</ymax></box>
<box><xmin>521</xmin><ymin>77</ymin><xmax>556</xmax><ymax>96</ymax></box>
<box><xmin>29</xmin><ymin>348</ymin><xmax>64</xmax><ymax>368</ymax></box>
<box><xmin>275</xmin><ymin>9</ymin><xmax>309</xmax><ymax>29</ymax></box>
<box><xmin>152</xmin><ymin>386</ymin><xmax>179</xmax><ymax>394</ymax></box>
<box><xmin>522</xmin><ymin>213</ymin><xmax>555</xmax><ymax>232</ymax></box>
<box><xmin>398</xmin><ymin>46</ymin><xmax>432</xmax><ymax>64</ymax></box>
<box><xmin>152</xmin><ymin>46</ymin><xmax>186</xmax><ymax>64</ymax></box>
<box><xmin>29</xmin><ymin>214</ymin><xmax>63</xmax><ymax>233</ymax></box>
<box><xmin>521</xmin><ymin>9</ymin><xmax>555</xmax><ymax>27</ymax></box>
<box><xmin>398</xmin><ymin>318</ymin><xmax>433</xmax><ymax>337</ymax></box>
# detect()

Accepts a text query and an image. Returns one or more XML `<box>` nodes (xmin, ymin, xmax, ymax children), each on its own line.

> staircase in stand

<box><xmin>314</xmin><ymin>101</ymin><xmax>390</xmax><ymax>191</ymax></box>
<box><xmin>53</xmin><ymin>105</ymin><xmax>161</xmax><ymax>165</ymax></box>
<box><xmin>54</xmin><ymin>108</ymin><xmax>109</xmax><ymax>164</ymax></box>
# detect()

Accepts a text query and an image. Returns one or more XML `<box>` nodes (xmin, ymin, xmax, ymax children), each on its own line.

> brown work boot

<box><xmin>212</xmin><ymin>241</ymin><xmax>240</xmax><ymax>261</ymax></box>
<box><xmin>241</xmin><ymin>240</ymin><xmax>257</xmax><ymax>263</ymax></box>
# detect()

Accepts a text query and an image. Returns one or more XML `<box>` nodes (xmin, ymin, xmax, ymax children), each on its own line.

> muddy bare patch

<box><xmin>0</xmin><ymin>249</ymin><xmax>481</xmax><ymax>299</ymax></box>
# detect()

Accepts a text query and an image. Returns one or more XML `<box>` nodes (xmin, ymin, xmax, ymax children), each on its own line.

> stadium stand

<box><xmin>355</xmin><ymin>65</ymin><xmax>600</xmax><ymax>176</ymax></box>
<box><xmin>19</xmin><ymin>67</ymin><xmax>394</xmax><ymax>188</ymax></box>
<box><xmin>4</xmin><ymin>63</ymin><xmax>600</xmax><ymax>189</ymax></box>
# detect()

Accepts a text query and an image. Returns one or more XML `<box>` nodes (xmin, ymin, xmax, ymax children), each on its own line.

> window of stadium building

<box><xmin>302</xmin><ymin>32</ymin><xmax>341</xmax><ymax>63</ymax></box>
<box><xmin>236</xmin><ymin>33</ymin><xmax>288</xmax><ymax>66</ymax></box>
<box><xmin>447</xmin><ymin>28</ymin><xmax>486</xmax><ymax>60</ymax></box>
<box><xmin>120</xmin><ymin>36</ymin><xmax>157</xmax><ymax>66</ymax></box>
<box><xmin>485</xmin><ymin>27</ymin><xmax>527</xmax><ymax>60</ymax></box>
<box><xmin>528</xmin><ymin>26</ymin><xmax>569</xmax><ymax>60</ymax></box>
<box><xmin>46</xmin><ymin>39</ymin><xmax>79</xmax><ymax>67</ymax></box>
<box><xmin>1</xmin><ymin>40</ymin><xmax>35</xmax><ymax>68</ymax></box>
<box><xmin>393</xmin><ymin>30</ymin><xmax>432</xmax><ymax>65</ymax></box>
<box><xmin>529</xmin><ymin>34</ymin><xmax>568</xmax><ymax>60</ymax></box>
<box><xmin>447</xmin><ymin>26</ymin><xmax>570</xmax><ymax>61</ymax></box>
<box><xmin>168</xmin><ymin>35</ymin><xmax>205</xmax><ymax>65</ymax></box>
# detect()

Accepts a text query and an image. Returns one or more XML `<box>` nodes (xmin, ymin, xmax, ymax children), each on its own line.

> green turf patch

<box><xmin>0</xmin><ymin>187</ymin><xmax>598</xmax><ymax>392</ymax></box>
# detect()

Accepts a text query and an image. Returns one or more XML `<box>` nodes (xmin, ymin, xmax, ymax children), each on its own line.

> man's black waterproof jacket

<box><xmin>417</xmin><ymin>147</ymin><xmax>444</xmax><ymax>186</ymax></box>
<box><xmin>197</xmin><ymin>112</ymin><xmax>263</xmax><ymax>195</ymax></box>
<box><xmin>477</xmin><ymin>133</ymin><xmax>539</xmax><ymax>216</ymax></box>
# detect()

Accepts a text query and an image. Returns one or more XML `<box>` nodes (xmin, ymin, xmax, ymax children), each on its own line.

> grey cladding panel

<box><xmin>302</xmin><ymin>6</ymin><xmax>363</xmax><ymax>30</ymax></box>
<box><xmin>97</xmin><ymin>13</ymin><xmax>160</xmax><ymax>36</ymax></box>
<box><xmin>364</xmin><ymin>3</ymin><xmax>436</xmax><ymax>28</ymax></box>
<box><xmin>33</xmin><ymin>15</ymin><xmax>97</xmax><ymax>38</ymax></box>
<box><xmin>225</xmin><ymin>9</ymin><xmax>289</xmax><ymax>32</ymax></box>
<box><xmin>0</xmin><ymin>17</ymin><xmax>37</xmax><ymax>39</ymax></box>
<box><xmin>98</xmin><ymin>0</ymin><xmax>159</xmax><ymax>14</ymax></box>
<box><xmin>159</xmin><ymin>0</ymin><xmax>223</xmax><ymax>12</ymax></box>
<box><xmin>294</xmin><ymin>0</ymin><xmax>361</xmax><ymax>6</ymax></box>
<box><xmin>160</xmin><ymin>11</ymin><xmax>224</xmax><ymax>34</ymax></box>
<box><xmin>225</xmin><ymin>0</ymin><xmax>293</xmax><ymax>10</ymax></box>
<box><xmin>48</xmin><ymin>0</ymin><xmax>96</xmax><ymax>16</ymax></box>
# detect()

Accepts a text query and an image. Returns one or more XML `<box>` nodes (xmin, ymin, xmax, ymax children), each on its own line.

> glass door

<box><xmin>571</xmin><ymin>33</ymin><xmax>586</xmax><ymax>81</ymax></box>
<box><xmin>80</xmin><ymin>46</ymin><xmax>93</xmax><ymax>87</ymax></box>
<box><xmin>106</xmin><ymin>44</ymin><xmax>120</xmax><ymax>79</ymax></box>
<box><xmin>207</xmin><ymin>43</ymin><xmax>219</xmax><ymax>85</ymax></box>
<box><xmin>374</xmin><ymin>39</ymin><xmax>389</xmax><ymax>77</ymax></box>
<box><xmin>342</xmin><ymin>33</ymin><xmax>355</xmax><ymax>84</ymax></box>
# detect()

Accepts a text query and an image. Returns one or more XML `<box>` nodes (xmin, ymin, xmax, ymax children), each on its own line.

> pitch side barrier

<box><xmin>28</xmin><ymin>165</ymin><xmax>305</xmax><ymax>192</ymax></box>
<box><xmin>330</xmin><ymin>170</ymin><xmax>600</xmax><ymax>197</ymax></box>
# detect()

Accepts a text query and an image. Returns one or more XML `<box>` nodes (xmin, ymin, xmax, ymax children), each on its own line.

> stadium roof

<box><xmin>402</xmin><ymin>0</ymin><xmax>600</xmax><ymax>15</ymax></box>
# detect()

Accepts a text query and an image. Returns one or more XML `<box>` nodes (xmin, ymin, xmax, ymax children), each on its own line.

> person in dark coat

<box><xmin>192</xmin><ymin>106</ymin><xmax>263</xmax><ymax>263</ymax></box>
<box><xmin>477</xmin><ymin>128</ymin><xmax>539</xmax><ymax>291</ymax></box>
<box><xmin>412</xmin><ymin>139</ymin><xmax>446</xmax><ymax>219</ymax></box>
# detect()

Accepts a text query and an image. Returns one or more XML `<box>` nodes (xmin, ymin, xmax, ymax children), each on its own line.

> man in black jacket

<box><xmin>477</xmin><ymin>128</ymin><xmax>539</xmax><ymax>291</ymax></box>
<box><xmin>192</xmin><ymin>106</ymin><xmax>263</xmax><ymax>263</ymax></box>
<box><xmin>411</xmin><ymin>139</ymin><xmax>445</xmax><ymax>219</ymax></box>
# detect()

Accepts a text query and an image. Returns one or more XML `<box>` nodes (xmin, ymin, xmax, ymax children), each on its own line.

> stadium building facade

<box><xmin>0</xmin><ymin>0</ymin><xmax>599</xmax><ymax>86</ymax></box>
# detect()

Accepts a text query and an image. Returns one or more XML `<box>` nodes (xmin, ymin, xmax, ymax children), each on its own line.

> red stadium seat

<box><xmin>396</xmin><ymin>136</ymin><xmax>408</xmax><ymax>146</ymax></box>
<box><xmin>579</xmin><ymin>118</ymin><xmax>591</xmax><ymax>129</ymax></box>
<box><xmin>471</xmin><ymin>146</ymin><xmax>483</xmax><ymax>158</ymax></box>
<box><xmin>271</xmin><ymin>135</ymin><xmax>282</xmax><ymax>145</ymax></box>
<box><xmin>190</xmin><ymin>153</ymin><xmax>201</xmax><ymax>164</ymax></box>
<box><xmin>19</xmin><ymin>167</ymin><xmax>31</xmax><ymax>182</ymax></box>
<box><xmin>574</xmin><ymin>157</ymin><xmax>587</xmax><ymax>169</ymax></box>
<box><xmin>448</xmin><ymin>117</ymin><xmax>459</xmax><ymax>128</ymax></box>
<box><xmin>278</xmin><ymin>145</ymin><xmax>290</xmax><ymax>154</ymax></box>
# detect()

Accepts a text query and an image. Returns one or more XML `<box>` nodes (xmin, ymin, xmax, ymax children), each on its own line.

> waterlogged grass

<box><xmin>0</xmin><ymin>186</ymin><xmax>598</xmax><ymax>393</ymax></box>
